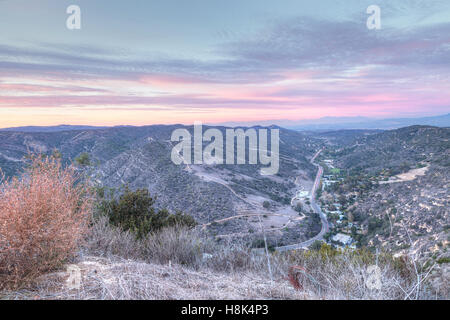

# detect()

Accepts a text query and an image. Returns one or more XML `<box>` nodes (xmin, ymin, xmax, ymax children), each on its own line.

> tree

<box><xmin>351</xmin><ymin>226</ymin><xmax>357</xmax><ymax>237</ymax></box>
<box><xmin>75</xmin><ymin>152</ymin><xmax>91</xmax><ymax>166</ymax></box>
<box><xmin>99</xmin><ymin>186</ymin><xmax>196</xmax><ymax>239</ymax></box>
<box><xmin>294</xmin><ymin>203</ymin><xmax>303</xmax><ymax>213</ymax></box>
<box><xmin>263</xmin><ymin>201</ymin><xmax>270</xmax><ymax>209</ymax></box>
<box><xmin>311</xmin><ymin>240</ymin><xmax>323</xmax><ymax>251</ymax></box>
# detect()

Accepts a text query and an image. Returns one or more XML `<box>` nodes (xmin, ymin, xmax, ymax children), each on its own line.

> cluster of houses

<box><xmin>320</xmin><ymin>159</ymin><xmax>358</xmax><ymax>248</ymax></box>
<box><xmin>320</xmin><ymin>198</ymin><xmax>358</xmax><ymax>248</ymax></box>
<box><xmin>321</xmin><ymin>160</ymin><xmax>345</xmax><ymax>189</ymax></box>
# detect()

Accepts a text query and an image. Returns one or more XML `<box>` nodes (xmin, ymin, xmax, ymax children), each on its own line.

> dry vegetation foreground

<box><xmin>3</xmin><ymin>216</ymin><xmax>444</xmax><ymax>300</ymax></box>
<box><xmin>3</xmin><ymin>256</ymin><xmax>302</xmax><ymax>300</ymax></box>
<box><xmin>1</xmin><ymin>219</ymin><xmax>447</xmax><ymax>300</ymax></box>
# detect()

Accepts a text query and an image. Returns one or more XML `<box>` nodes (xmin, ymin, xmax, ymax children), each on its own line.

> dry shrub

<box><xmin>86</xmin><ymin>219</ymin><xmax>286</xmax><ymax>277</ymax></box>
<box><xmin>144</xmin><ymin>226</ymin><xmax>212</xmax><ymax>268</ymax></box>
<box><xmin>0</xmin><ymin>156</ymin><xmax>93</xmax><ymax>289</ymax></box>
<box><xmin>284</xmin><ymin>245</ymin><xmax>419</xmax><ymax>299</ymax></box>
<box><xmin>86</xmin><ymin>219</ymin><xmax>209</xmax><ymax>267</ymax></box>
<box><xmin>85</xmin><ymin>215</ymin><xmax>142</xmax><ymax>260</ymax></box>
<box><xmin>143</xmin><ymin>226</ymin><xmax>282</xmax><ymax>274</ymax></box>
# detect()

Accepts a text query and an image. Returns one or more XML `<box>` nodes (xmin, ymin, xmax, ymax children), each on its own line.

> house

<box><xmin>296</xmin><ymin>190</ymin><xmax>309</xmax><ymax>198</ymax></box>
<box><xmin>332</xmin><ymin>233</ymin><xmax>353</xmax><ymax>246</ymax></box>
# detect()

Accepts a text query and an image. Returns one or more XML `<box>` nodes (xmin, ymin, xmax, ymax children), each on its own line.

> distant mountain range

<box><xmin>1</xmin><ymin>113</ymin><xmax>449</xmax><ymax>133</ymax></box>
<box><xmin>0</xmin><ymin>125</ymin><xmax>110</xmax><ymax>132</ymax></box>
<box><xmin>284</xmin><ymin>113</ymin><xmax>450</xmax><ymax>131</ymax></box>
<box><xmin>217</xmin><ymin>113</ymin><xmax>450</xmax><ymax>131</ymax></box>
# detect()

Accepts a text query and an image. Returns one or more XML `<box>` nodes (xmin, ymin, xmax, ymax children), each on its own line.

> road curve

<box><xmin>275</xmin><ymin>148</ymin><xmax>329</xmax><ymax>252</ymax></box>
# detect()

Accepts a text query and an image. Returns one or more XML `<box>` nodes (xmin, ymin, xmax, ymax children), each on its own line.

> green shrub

<box><xmin>436</xmin><ymin>257</ymin><xmax>450</xmax><ymax>264</ymax></box>
<box><xmin>75</xmin><ymin>152</ymin><xmax>91</xmax><ymax>166</ymax></box>
<box><xmin>98</xmin><ymin>186</ymin><xmax>196</xmax><ymax>239</ymax></box>
<box><xmin>310</xmin><ymin>240</ymin><xmax>324</xmax><ymax>251</ymax></box>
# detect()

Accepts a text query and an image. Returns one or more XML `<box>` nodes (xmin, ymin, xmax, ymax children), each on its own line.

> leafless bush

<box><xmin>0</xmin><ymin>156</ymin><xmax>92</xmax><ymax>289</ymax></box>
<box><xmin>143</xmin><ymin>226</ymin><xmax>208</xmax><ymax>267</ymax></box>
<box><xmin>205</xmin><ymin>240</ymin><xmax>287</xmax><ymax>277</ymax></box>
<box><xmin>84</xmin><ymin>216</ymin><xmax>143</xmax><ymax>260</ymax></box>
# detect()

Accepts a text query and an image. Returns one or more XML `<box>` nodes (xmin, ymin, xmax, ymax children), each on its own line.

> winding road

<box><xmin>275</xmin><ymin>148</ymin><xmax>329</xmax><ymax>251</ymax></box>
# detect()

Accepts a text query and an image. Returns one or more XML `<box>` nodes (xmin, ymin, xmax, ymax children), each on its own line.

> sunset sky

<box><xmin>1</xmin><ymin>0</ymin><xmax>450</xmax><ymax>127</ymax></box>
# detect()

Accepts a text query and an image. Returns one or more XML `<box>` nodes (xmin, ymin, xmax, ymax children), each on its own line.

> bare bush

<box><xmin>144</xmin><ymin>226</ymin><xmax>214</xmax><ymax>268</ymax></box>
<box><xmin>205</xmin><ymin>240</ymin><xmax>287</xmax><ymax>277</ymax></box>
<box><xmin>85</xmin><ymin>216</ymin><xmax>142</xmax><ymax>260</ymax></box>
<box><xmin>0</xmin><ymin>156</ymin><xmax>93</xmax><ymax>289</ymax></box>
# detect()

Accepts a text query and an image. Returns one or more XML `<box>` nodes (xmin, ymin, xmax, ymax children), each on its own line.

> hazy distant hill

<box><xmin>0</xmin><ymin>125</ymin><xmax>112</xmax><ymax>132</ymax></box>
<box><xmin>3</xmin><ymin>113</ymin><xmax>449</xmax><ymax>133</ymax></box>
<box><xmin>309</xmin><ymin>129</ymin><xmax>383</xmax><ymax>146</ymax></box>
<box><xmin>286</xmin><ymin>113</ymin><xmax>450</xmax><ymax>131</ymax></box>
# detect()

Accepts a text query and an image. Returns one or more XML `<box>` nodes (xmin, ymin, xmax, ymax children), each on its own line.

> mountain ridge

<box><xmin>2</xmin><ymin>113</ymin><xmax>449</xmax><ymax>133</ymax></box>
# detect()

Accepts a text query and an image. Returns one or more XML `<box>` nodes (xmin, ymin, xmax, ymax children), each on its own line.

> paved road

<box><xmin>276</xmin><ymin>148</ymin><xmax>329</xmax><ymax>252</ymax></box>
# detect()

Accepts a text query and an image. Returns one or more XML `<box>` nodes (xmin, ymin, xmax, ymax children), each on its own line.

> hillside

<box><xmin>315</xmin><ymin>126</ymin><xmax>449</xmax><ymax>268</ymax></box>
<box><xmin>1</xmin><ymin>125</ymin><xmax>448</xmax><ymax>254</ymax></box>
<box><xmin>330</xmin><ymin>126</ymin><xmax>449</xmax><ymax>174</ymax></box>
<box><xmin>0</xmin><ymin>125</ymin><xmax>322</xmax><ymax>246</ymax></box>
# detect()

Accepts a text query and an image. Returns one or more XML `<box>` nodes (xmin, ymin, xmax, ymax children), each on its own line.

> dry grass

<box><xmin>85</xmin><ymin>216</ymin><xmax>142</xmax><ymax>260</ymax></box>
<box><xmin>2</xmin><ymin>256</ymin><xmax>301</xmax><ymax>300</ymax></box>
<box><xmin>86</xmin><ymin>217</ymin><xmax>288</xmax><ymax>277</ymax></box>
<box><xmin>3</xmin><ymin>248</ymin><xmax>440</xmax><ymax>300</ymax></box>
<box><xmin>286</xmin><ymin>253</ymin><xmax>413</xmax><ymax>299</ymax></box>
<box><xmin>54</xmin><ymin>219</ymin><xmax>443</xmax><ymax>300</ymax></box>
<box><xmin>0</xmin><ymin>156</ymin><xmax>93</xmax><ymax>289</ymax></box>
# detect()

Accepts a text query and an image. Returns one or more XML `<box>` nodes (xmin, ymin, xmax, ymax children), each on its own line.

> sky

<box><xmin>0</xmin><ymin>0</ymin><xmax>450</xmax><ymax>127</ymax></box>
